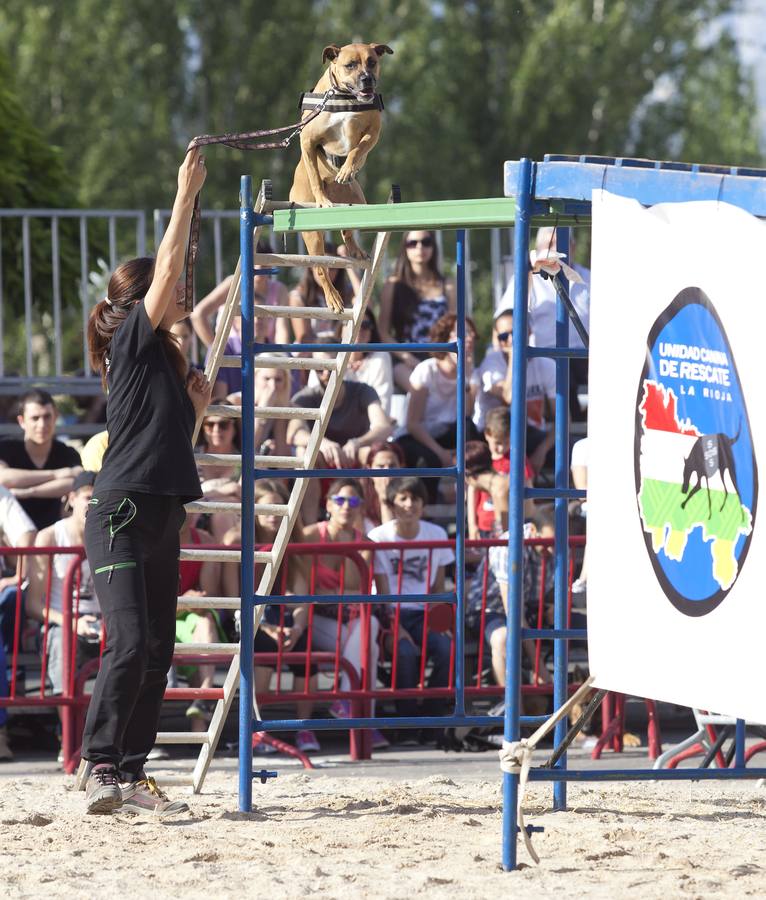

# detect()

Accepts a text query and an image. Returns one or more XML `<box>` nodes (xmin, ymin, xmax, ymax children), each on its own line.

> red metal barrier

<box><xmin>3</xmin><ymin>536</ymin><xmax>605</xmax><ymax>770</ymax></box>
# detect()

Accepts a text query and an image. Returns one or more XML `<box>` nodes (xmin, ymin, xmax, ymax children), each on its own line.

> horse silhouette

<box><xmin>680</xmin><ymin>420</ymin><xmax>743</xmax><ymax>520</ymax></box>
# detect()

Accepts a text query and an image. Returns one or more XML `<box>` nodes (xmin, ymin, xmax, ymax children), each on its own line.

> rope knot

<box><xmin>498</xmin><ymin>739</ymin><xmax>532</xmax><ymax>774</ymax></box>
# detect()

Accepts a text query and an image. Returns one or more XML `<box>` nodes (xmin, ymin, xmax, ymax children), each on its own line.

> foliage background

<box><xmin>0</xmin><ymin>0</ymin><xmax>762</xmax><ymax>372</ymax></box>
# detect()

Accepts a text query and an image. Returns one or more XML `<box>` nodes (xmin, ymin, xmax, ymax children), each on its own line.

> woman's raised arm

<box><xmin>144</xmin><ymin>149</ymin><xmax>207</xmax><ymax>329</ymax></box>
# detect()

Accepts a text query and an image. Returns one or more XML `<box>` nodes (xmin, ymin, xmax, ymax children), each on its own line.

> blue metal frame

<box><xmin>238</xmin><ymin>177</ymin><xmax>256</xmax><ymax>812</ymax></box>
<box><xmin>501</xmin><ymin>157</ymin><xmax>766</xmax><ymax>871</ymax></box>
<box><xmin>236</xmin><ymin>160</ymin><xmax>766</xmax><ymax>870</ymax></box>
<box><xmin>237</xmin><ymin>178</ymin><xmax>471</xmax><ymax>810</ymax></box>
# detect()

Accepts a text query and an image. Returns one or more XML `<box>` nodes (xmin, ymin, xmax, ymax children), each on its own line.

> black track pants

<box><xmin>81</xmin><ymin>490</ymin><xmax>184</xmax><ymax>779</ymax></box>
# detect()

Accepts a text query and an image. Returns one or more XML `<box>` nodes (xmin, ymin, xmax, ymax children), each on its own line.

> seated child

<box><xmin>368</xmin><ymin>477</ymin><xmax>455</xmax><ymax>723</ymax></box>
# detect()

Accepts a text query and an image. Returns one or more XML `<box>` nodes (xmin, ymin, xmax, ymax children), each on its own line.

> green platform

<box><xmin>271</xmin><ymin>196</ymin><xmax>521</xmax><ymax>233</ymax></box>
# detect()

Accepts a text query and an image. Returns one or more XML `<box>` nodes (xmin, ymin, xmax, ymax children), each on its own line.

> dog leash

<box><xmin>182</xmin><ymin>88</ymin><xmax>339</xmax><ymax>311</ymax></box>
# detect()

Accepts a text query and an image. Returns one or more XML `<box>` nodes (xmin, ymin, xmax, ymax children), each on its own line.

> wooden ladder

<box><xmin>162</xmin><ymin>184</ymin><xmax>390</xmax><ymax>792</ymax></box>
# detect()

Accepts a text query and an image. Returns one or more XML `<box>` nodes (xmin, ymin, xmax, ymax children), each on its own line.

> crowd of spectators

<box><xmin>0</xmin><ymin>226</ymin><xmax>589</xmax><ymax>760</ymax></box>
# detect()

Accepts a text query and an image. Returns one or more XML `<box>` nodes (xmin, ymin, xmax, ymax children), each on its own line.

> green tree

<box><xmin>0</xmin><ymin>47</ymin><xmax>83</xmax><ymax>368</ymax></box>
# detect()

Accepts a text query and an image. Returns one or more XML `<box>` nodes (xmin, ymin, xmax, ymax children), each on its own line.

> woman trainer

<box><xmin>81</xmin><ymin>149</ymin><xmax>210</xmax><ymax>815</ymax></box>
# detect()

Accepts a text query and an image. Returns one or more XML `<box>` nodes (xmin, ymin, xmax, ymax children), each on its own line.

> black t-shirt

<box><xmin>0</xmin><ymin>439</ymin><xmax>81</xmax><ymax>529</ymax></box>
<box><xmin>292</xmin><ymin>380</ymin><xmax>378</xmax><ymax>443</ymax></box>
<box><xmin>95</xmin><ymin>303</ymin><xmax>201</xmax><ymax>502</ymax></box>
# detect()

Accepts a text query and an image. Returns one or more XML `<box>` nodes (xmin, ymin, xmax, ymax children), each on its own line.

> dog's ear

<box><xmin>371</xmin><ymin>44</ymin><xmax>394</xmax><ymax>57</ymax></box>
<box><xmin>322</xmin><ymin>45</ymin><xmax>341</xmax><ymax>63</ymax></box>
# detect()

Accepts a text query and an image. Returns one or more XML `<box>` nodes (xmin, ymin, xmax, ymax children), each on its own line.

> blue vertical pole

<box><xmin>238</xmin><ymin>176</ymin><xmax>255</xmax><ymax>812</ymax></box>
<box><xmin>735</xmin><ymin>719</ymin><xmax>746</xmax><ymax>769</ymax></box>
<box><xmin>552</xmin><ymin>230</ymin><xmax>571</xmax><ymax>812</ymax></box>
<box><xmin>502</xmin><ymin>158</ymin><xmax>534</xmax><ymax>872</ymax></box>
<box><xmin>454</xmin><ymin>229</ymin><xmax>466</xmax><ymax>717</ymax></box>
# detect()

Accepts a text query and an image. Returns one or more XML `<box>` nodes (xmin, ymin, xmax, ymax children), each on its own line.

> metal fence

<box><xmin>0</xmin><ymin>205</ymin><xmax>488</xmax><ymax>421</ymax></box>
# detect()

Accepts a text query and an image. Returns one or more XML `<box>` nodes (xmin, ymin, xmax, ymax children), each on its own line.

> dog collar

<box><xmin>299</xmin><ymin>91</ymin><xmax>384</xmax><ymax>114</ymax></box>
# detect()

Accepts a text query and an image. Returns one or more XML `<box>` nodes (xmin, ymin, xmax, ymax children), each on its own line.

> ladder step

<box><xmin>256</xmin><ymin>406</ymin><xmax>321</xmax><ymax>420</ymax></box>
<box><xmin>220</xmin><ymin>355</ymin><xmax>341</xmax><ymax>370</ymax></box>
<box><xmin>206</xmin><ymin>404</ymin><xmax>241</xmax><ymax>418</ymax></box>
<box><xmin>253</xmin><ymin>355</ymin><xmax>341</xmax><ymax>371</ymax></box>
<box><xmin>155</xmin><ymin>732</ymin><xmax>210</xmax><ymax>744</ymax></box>
<box><xmin>206</xmin><ymin>404</ymin><xmax>318</xmax><ymax>421</ymax></box>
<box><xmin>253</xmin><ymin>503</ymin><xmax>289</xmax><ymax>516</ymax></box>
<box><xmin>176</xmin><ymin>596</ymin><xmax>242</xmax><ymax>611</ymax></box>
<box><xmin>179</xmin><ymin>548</ymin><xmax>272</xmax><ymax>563</ymax></box>
<box><xmin>254</xmin><ymin>304</ymin><xmax>353</xmax><ymax>321</ymax></box>
<box><xmin>186</xmin><ymin>500</ymin><xmax>242</xmax><ymax>513</ymax></box>
<box><xmin>174</xmin><ymin>642</ymin><xmax>239</xmax><ymax>655</ymax></box>
<box><xmin>254</xmin><ymin>252</ymin><xmax>371</xmax><ymax>271</ymax></box>
<box><xmin>195</xmin><ymin>452</ymin><xmax>302</xmax><ymax>469</ymax></box>
<box><xmin>186</xmin><ymin>501</ymin><xmax>288</xmax><ymax>516</ymax></box>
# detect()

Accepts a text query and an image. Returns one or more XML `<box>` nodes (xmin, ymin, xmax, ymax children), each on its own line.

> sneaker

<box><xmin>329</xmin><ymin>700</ymin><xmax>351</xmax><ymax>719</ymax></box>
<box><xmin>120</xmin><ymin>774</ymin><xmax>189</xmax><ymax>817</ymax></box>
<box><xmin>296</xmin><ymin>729</ymin><xmax>321</xmax><ymax>753</ymax></box>
<box><xmin>0</xmin><ymin>727</ymin><xmax>13</xmax><ymax>762</ymax></box>
<box><xmin>186</xmin><ymin>700</ymin><xmax>214</xmax><ymax>722</ymax></box>
<box><xmin>146</xmin><ymin>746</ymin><xmax>170</xmax><ymax>761</ymax></box>
<box><xmin>85</xmin><ymin>763</ymin><xmax>122</xmax><ymax>815</ymax></box>
<box><xmin>371</xmin><ymin>729</ymin><xmax>390</xmax><ymax>750</ymax></box>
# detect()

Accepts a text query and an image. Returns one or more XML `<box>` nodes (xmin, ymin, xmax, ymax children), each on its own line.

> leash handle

<box><xmin>182</xmin><ymin>89</ymin><xmax>338</xmax><ymax>308</ymax></box>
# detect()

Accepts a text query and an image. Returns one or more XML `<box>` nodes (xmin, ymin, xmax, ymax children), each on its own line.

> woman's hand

<box><xmin>261</xmin><ymin>622</ymin><xmax>303</xmax><ymax>650</ymax></box>
<box><xmin>341</xmin><ymin>438</ymin><xmax>359</xmax><ymax>465</ymax></box>
<box><xmin>320</xmin><ymin>438</ymin><xmax>345</xmax><ymax>468</ymax></box>
<box><xmin>282</xmin><ymin>623</ymin><xmax>304</xmax><ymax>651</ymax></box>
<box><xmin>179</xmin><ymin>148</ymin><xmax>207</xmax><ymax>200</ymax></box>
<box><xmin>397</xmin><ymin>624</ymin><xmax>417</xmax><ymax>647</ymax></box>
<box><xmin>76</xmin><ymin>615</ymin><xmax>101</xmax><ymax>638</ymax></box>
<box><xmin>437</xmin><ymin>446</ymin><xmax>454</xmax><ymax>467</ymax></box>
<box><xmin>186</xmin><ymin>369</ymin><xmax>213</xmax><ymax>419</ymax></box>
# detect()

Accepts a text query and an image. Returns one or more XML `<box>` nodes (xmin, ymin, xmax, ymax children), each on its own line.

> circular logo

<box><xmin>634</xmin><ymin>287</ymin><xmax>757</xmax><ymax>616</ymax></box>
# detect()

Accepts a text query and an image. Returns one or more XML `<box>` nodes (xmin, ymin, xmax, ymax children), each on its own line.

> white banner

<box><xmin>587</xmin><ymin>190</ymin><xmax>766</xmax><ymax>722</ymax></box>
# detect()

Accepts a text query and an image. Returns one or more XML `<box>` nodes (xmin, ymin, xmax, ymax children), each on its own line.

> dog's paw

<box><xmin>325</xmin><ymin>292</ymin><xmax>346</xmax><ymax>312</ymax></box>
<box><xmin>335</xmin><ymin>164</ymin><xmax>357</xmax><ymax>184</ymax></box>
<box><xmin>317</xmin><ymin>196</ymin><xmax>335</xmax><ymax>208</ymax></box>
<box><xmin>324</xmin><ymin>285</ymin><xmax>346</xmax><ymax>314</ymax></box>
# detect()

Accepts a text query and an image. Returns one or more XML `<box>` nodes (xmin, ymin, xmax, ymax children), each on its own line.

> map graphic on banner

<box><xmin>588</xmin><ymin>191</ymin><xmax>766</xmax><ymax>721</ymax></box>
<box><xmin>634</xmin><ymin>287</ymin><xmax>756</xmax><ymax>616</ymax></box>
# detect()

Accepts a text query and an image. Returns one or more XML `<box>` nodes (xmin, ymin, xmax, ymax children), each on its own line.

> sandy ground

<box><xmin>1</xmin><ymin>755</ymin><xmax>766</xmax><ymax>898</ymax></box>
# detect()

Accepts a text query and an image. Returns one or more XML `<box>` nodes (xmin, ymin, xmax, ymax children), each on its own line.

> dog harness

<box><xmin>183</xmin><ymin>83</ymin><xmax>384</xmax><ymax>311</ymax></box>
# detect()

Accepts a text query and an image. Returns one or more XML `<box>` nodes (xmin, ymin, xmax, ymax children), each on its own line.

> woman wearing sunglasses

<box><xmin>302</xmin><ymin>479</ymin><xmax>387</xmax><ymax>743</ymax></box>
<box><xmin>378</xmin><ymin>230</ymin><xmax>456</xmax><ymax>391</ymax></box>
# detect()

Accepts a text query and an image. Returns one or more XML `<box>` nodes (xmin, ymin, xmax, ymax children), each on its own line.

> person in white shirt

<box><xmin>26</xmin><ymin>472</ymin><xmax>102</xmax><ymax>698</ymax></box>
<box><xmin>397</xmin><ymin>313</ymin><xmax>479</xmax><ymax>501</ymax></box>
<box><xmin>368</xmin><ymin>477</ymin><xmax>455</xmax><ymax>724</ymax></box>
<box><xmin>471</xmin><ymin>309</ymin><xmax>556</xmax><ymax>475</ymax></box>
<box><xmin>0</xmin><ymin>485</ymin><xmax>37</xmax><ymax>761</ymax></box>
<box><xmin>497</xmin><ymin>226</ymin><xmax>590</xmax><ymax>351</ymax></box>
<box><xmin>497</xmin><ymin>226</ymin><xmax>590</xmax><ymax>422</ymax></box>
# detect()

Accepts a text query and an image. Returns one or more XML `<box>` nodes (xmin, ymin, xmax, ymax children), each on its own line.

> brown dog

<box><xmin>289</xmin><ymin>42</ymin><xmax>393</xmax><ymax>313</ymax></box>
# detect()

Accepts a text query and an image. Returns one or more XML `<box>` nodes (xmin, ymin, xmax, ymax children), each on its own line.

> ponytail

<box><xmin>88</xmin><ymin>256</ymin><xmax>187</xmax><ymax>387</ymax></box>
